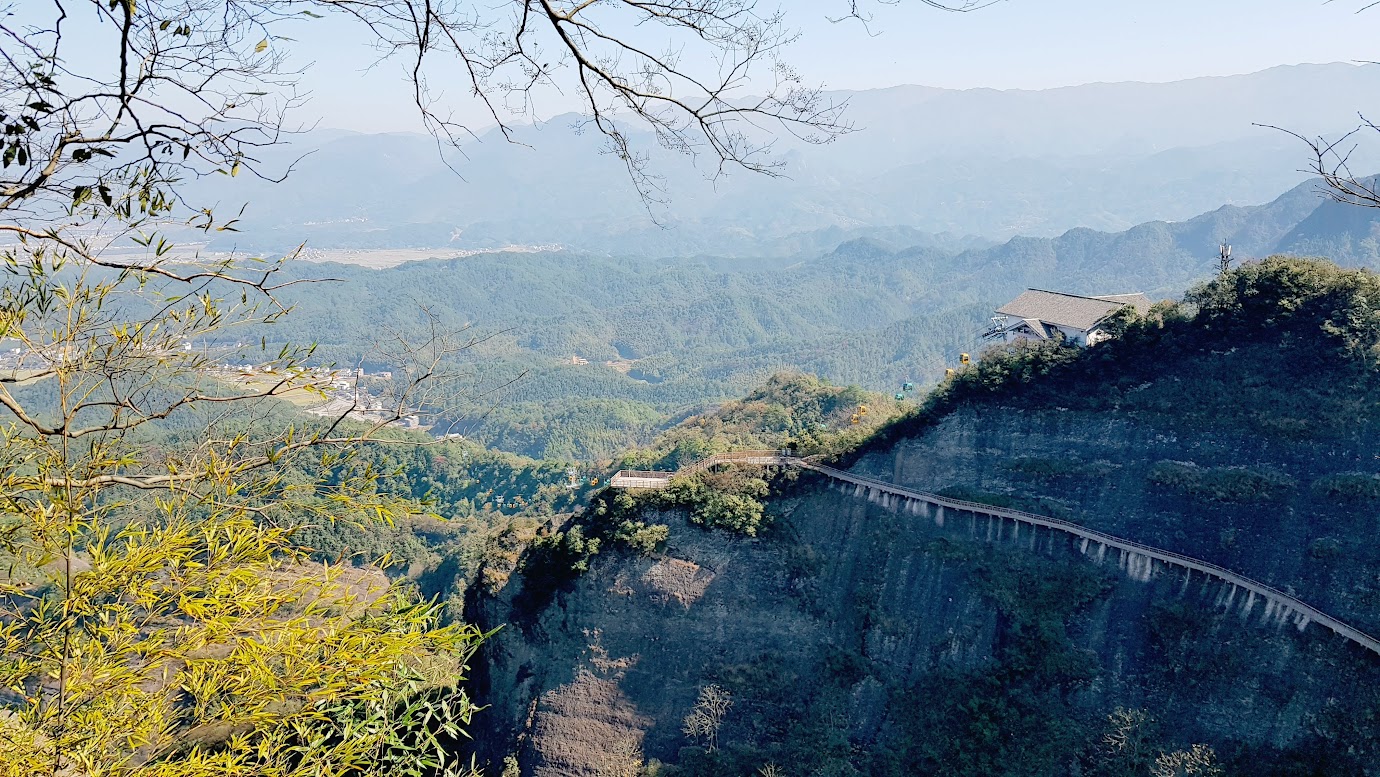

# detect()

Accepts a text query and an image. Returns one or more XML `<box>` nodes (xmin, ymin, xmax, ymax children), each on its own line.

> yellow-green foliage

<box><xmin>0</xmin><ymin>513</ymin><xmax>482</xmax><ymax>776</ymax></box>
<box><xmin>0</xmin><ymin>241</ymin><xmax>487</xmax><ymax>774</ymax></box>
<box><xmin>0</xmin><ymin>440</ymin><xmax>487</xmax><ymax>777</ymax></box>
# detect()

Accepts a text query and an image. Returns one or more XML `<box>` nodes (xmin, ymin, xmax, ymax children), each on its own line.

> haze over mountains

<box><xmin>256</xmin><ymin>172</ymin><xmax>1380</xmax><ymax>459</ymax></box>
<box><xmin>208</xmin><ymin>63</ymin><xmax>1380</xmax><ymax>257</ymax></box>
<box><xmin>201</xmin><ymin>61</ymin><xmax>1380</xmax><ymax>460</ymax></box>
<box><xmin>22</xmin><ymin>0</ymin><xmax>1380</xmax><ymax>772</ymax></box>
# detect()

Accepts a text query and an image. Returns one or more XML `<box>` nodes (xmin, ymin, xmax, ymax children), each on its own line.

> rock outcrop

<box><xmin>467</xmin><ymin>407</ymin><xmax>1380</xmax><ymax>775</ymax></box>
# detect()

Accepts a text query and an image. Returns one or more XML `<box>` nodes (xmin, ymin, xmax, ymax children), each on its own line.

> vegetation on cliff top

<box><xmin>858</xmin><ymin>256</ymin><xmax>1380</xmax><ymax>459</ymax></box>
<box><xmin>620</xmin><ymin>372</ymin><xmax>904</xmax><ymax>470</ymax></box>
<box><xmin>622</xmin><ymin>256</ymin><xmax>1380</xmax><ymax>777</ymax></box>
<box><xmin>507</xmin><ymin>373</ymin><xmax>898</xmax><ymax>612</ymax></box>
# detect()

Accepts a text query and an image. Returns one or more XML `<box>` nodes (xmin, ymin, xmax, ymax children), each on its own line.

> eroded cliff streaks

<box><xmin>614</xmin><ymin>451</ymin><xmax>1380</xmax><ymax>656</ymax></box>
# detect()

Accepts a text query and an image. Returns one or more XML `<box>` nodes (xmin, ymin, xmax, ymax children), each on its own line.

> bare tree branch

<box><xmin>1261</xmin><ymin>118</ymin><xmax>1380</xmax><ymax>209</ymax></box>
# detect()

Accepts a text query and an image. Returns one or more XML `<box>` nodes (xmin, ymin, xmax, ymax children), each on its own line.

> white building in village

<box><xmin>986</xmin><ymin>289</ymin><xmax>1152</xmax><ymax>346</ymax></box>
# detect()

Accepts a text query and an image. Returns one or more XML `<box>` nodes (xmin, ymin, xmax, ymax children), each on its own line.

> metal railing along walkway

<box><xmin>610</xmin><ymin>450</ymin><xmax>1380</xmax><ymax>657</ymax></box>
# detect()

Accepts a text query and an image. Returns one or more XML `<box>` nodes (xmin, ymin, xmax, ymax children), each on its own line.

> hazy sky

<box><xmin>289</xmin><ymin>0</ymin><xmax>1378</xmax><ymax>133</ymax></box>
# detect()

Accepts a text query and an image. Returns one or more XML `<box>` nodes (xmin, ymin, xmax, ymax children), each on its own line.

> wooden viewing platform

<box><xmin>610</xmin><ymin>451</ymin><xmax>1380</xmax><ymax>658</ymax></box>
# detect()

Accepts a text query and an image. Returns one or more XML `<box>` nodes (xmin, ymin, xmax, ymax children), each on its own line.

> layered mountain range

<box><xmin>249</xmin><ymin>172</ymin><xmax>1380</xmax><ymax>459</ymax></box>
<box><xmin>205</xmin><ymin>63</ymin><xmax>1380</xmax><ymax>256</ymax></box>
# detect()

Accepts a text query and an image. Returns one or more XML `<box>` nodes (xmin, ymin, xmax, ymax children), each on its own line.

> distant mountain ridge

<box><xmin>202</xmin><ymin>63</ymin><xmax>1380</xmax><ymax>257</ymax></box>
<box><xmin>252</xmin><ymin>175</ymin><xmax>1380</xmax><ymax>460</ymax></box>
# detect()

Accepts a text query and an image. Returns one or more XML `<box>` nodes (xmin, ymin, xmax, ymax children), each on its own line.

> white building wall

<box><xmin>1052</xmin><ymin>324</ymin><xmax>1089</xmax><ymax>345</ymax></box>
<box><xmin>1002</xmin><ymin>323</ymin><xmax>1092</xmax><ymax>345</ymax></box>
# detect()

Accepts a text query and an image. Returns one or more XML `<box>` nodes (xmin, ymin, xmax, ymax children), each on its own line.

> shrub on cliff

<box><xmin>1147</xmin><ymin>461</ymin><xmax>1295</xmax><ymax>503</ymax></box>
<box><xmin>691</xmin><ymin>491</ymin><xmax>768</xmax><ymax>535</ymax></box>
<box><xmin>665</xmin><ymin>470</ymin><xmax>773</xmax><ymax>537</ymax></box>
<box><xmin>1312</xmin><ymin>472</ymin><xmax>1380</xmax><ymax>501</ymax></box>
<box><xmin>1004</xmin><ymin>455</ymin><xmax>1089</xmax><ymax>481</ymax></box>
<box><xmin>944</xmin><ymin>339</ymin><xmax>1084</xmax><ymax>400</ymax></box>
<box><xmin>513</xmin><ymin>469</ymin><xmax>770</xmax><ymax>615</ymax></box>
<box><xmin>527</xmin><ymin>524</ymin><xmax>603</xmax><ymax>575</ymax></box>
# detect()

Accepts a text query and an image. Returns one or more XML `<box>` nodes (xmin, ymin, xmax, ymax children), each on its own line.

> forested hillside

<box><xmin>269</xmin><ymin>373</ymin><xmax>898</xmax><ymax>618</ymax></box>
<box><xmin>470</xmin><ymin>256</ymin><xmax>1380</xmax><ymax>777</ymax></box>
<box><xmin>248</xmin><ymin>176</ymin><xmax>1380</xmax><ymax>459</ymax></box>
<box><xmin>21</xmin><ymin>0</ymin><xmax>1380</xmax><ymax>774</ymax></box>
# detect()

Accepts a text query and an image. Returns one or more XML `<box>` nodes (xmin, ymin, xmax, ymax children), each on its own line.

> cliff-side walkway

<box><xmin>610</xmin><ymin>451</ymin><xmax>1380</xmax><ymax>657</ymax></box>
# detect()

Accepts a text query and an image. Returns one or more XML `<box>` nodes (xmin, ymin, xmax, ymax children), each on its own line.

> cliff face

<box><xmin>857</xmin><ymin>406</ymin><xmax>1380</xmax><ymax>634</ymax></box>
<box><xmin>463</xmin><ymin>259</ymin><xmax>1380</xmax><ymax>775</ymax></box>
<box><xmin>468</xmin><ymin>407</ymin><xmax>1380</xmax><ymax>777</ymax></box>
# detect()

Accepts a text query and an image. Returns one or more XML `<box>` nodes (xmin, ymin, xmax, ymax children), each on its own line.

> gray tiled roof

<box><xmin>997</xmin><ymin>289</ymin><xmax>1149</xmax><ymax>331</ymax></box>
<box><xmin>1015</xmin><ymin>318</ymin><xmax>1050</xmax><ymax>339</ymax></box>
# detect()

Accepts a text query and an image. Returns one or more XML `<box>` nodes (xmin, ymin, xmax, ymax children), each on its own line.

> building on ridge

<box><xmin>985</xmin><ymin>289</ymin><xmax>1152</xmax><ymax>346</ymax></box>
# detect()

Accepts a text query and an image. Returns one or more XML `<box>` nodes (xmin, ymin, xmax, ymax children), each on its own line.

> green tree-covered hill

<box><xmin>469</xmin><ymin>256</ymin><xmax>1380</xmax><ymax>777</ymax></box>
<box><xmin>234</xmin><ymin>178</ymin><xmax>1380</xmax><ymax>460</ymax></box>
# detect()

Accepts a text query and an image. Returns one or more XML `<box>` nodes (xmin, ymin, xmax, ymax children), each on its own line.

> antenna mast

<box><xmin>1218</xmin><ymin>243</ymin><xmax>1233</xmax><ymax>276</ymax></box>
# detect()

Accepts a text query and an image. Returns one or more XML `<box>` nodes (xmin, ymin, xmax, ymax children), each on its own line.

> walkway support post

<box><xmin>608</xmin><ymin>451</ymin><xmax>1380</xmax><ymax>657</ymax></box>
